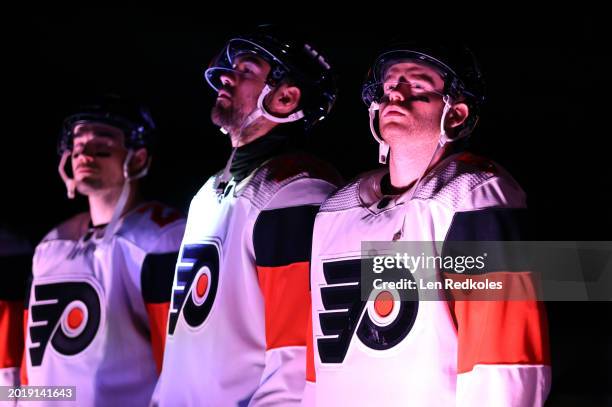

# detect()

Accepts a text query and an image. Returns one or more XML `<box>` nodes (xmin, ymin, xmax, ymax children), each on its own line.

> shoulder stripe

<box><xmin>443</xmin><ymin>208</ymin><xmax>531</xmax><ymax>275</ymax></box>
<box><xmin>254</xmin><ymin>205</ymin><xmax>319</xmax><ymax>267</ymax></box>
<box><xmin>141</xmin><ymin>252</ymin><xmax>179</xmax><ymax>303</ymax></box>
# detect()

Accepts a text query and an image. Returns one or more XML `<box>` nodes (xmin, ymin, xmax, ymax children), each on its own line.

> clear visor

<box><xmin>362</xmin><ymin>49</ymin><xmax>458</xmax><ymax>106</ymax></box>
<box><xmin>204</xmin><ymin>38</ymin><xmax>285</xmax><ymax>92</ymax></box>
<box><xmin>59</xmin><ymin>114</ymin><xmax>134</xmax><ymax>154</ymax></box>
<box><xmin>362</xmin><ymin>80</ymin><xmax>445</xmax><ymax>106</ymax></box>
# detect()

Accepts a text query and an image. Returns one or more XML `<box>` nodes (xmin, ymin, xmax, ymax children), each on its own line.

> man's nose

<box><xmin>387</xmin><ymin>85</ymin><xmax>406</xmax><ymax>103</ymax></box>
<box><xmin>74</xmin><ymin>147</ymin><xmax>95</xmax><ymax>162</ymax></box>
<box><xmin>219</xmin><ymin>71</ymin><xmax>236</xmax><ymax>88</ymax></box>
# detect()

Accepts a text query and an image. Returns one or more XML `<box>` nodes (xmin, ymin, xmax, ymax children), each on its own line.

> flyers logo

<box><xmin>317</xmin><ymin>259</ymin><xmax>418</xmax><ymax>364</ymax></box>
<box><xmin>168</xmin><ymin>242</ymin><xmax>220</xmax><ymax>335</ymax></box>
<box><xmin>28</xmin><ymin>281</ymin><xmax>102</xmax><ymax>366</ymax></box>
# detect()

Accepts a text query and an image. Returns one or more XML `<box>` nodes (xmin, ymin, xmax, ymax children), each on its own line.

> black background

<box><xmin>2</xmin><ymin>12</ymin><xmax>610</xmax><ymax>406</ymax></box>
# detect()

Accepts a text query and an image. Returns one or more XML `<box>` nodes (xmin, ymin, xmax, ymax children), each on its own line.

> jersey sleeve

<box><xmin>302</xmin><ymin>306</ymin><xmax>316</xmax><ymax>406</ymax></box>
<box><xmin>445</xmin><ymin>177</ymin><xmax>551</xmax><ymax>406</ymax></box>
<box><xmin>0</xmin><ymin>252</ymin><xmax>30</xmax><ymax>390</ymax></box>
<box><xmin>140</xmin><ymin>221</ymin><xmax>185</xmax><ymax>374</ymax></box>
<box><xmin>251</xmin><ymin>177</ymin><xmax>336</xmax><ymax>406</ymax></box>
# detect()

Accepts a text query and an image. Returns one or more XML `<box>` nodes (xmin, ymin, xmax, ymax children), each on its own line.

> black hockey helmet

<box><xmin>59</xmin><ymin>94</ymin><xmax>156</xmax><ymax>154</ymax></box>
<box><xmin>362</xmin><ymin>43</ymin><xmax>486</xmax><ymax>135</ymax></box>
<box><xmin>205</xmin><ymin>25</ymin><xmax>337</xmax><ymax>130</ymax></box>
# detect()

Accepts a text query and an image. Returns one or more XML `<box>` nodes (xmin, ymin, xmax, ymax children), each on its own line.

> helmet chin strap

<box><xmin>368</xmin><ymin>102</ymin><xmax>389</xmax><ymax>164</ymax></box>
<box><xmin>245</xmin><ymin>84</ymin><xmax>305</xmax><ymax>127</ymax></box>
<box><xmin>368</xmin><ymin>95</ymin><xmax>455</xmax><ymax>165</ymax></box>
<box><xmin>438</xmin><ymin>95</ymin><xmax>453</xmax><ymax>146</ymax></box>
<box><xmin>58</xmin><ymin>151</ymin><xmax>76</xmax><ymax>199</ymax></box>
<box><xmin>219</xmin><ymin>84</ymin><xmax>305</xmax><ymax>136</ymax></box>
<box><xmin>216</xmin><ymin>83</ymin><xmax>305</xmax><ymax>189</ymax></box>
<box><xmin>58</xmin><ymin>148</ymin><xmax>150</xmax><ymax>244</ymax></box>
<box><xmin>102</xmin><ymin>149</ymin><xmax>150</xmax><ymax>244</ymax></box>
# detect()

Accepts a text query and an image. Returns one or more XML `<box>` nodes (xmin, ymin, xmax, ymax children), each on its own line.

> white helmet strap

<box><xmin>368</xmin><ymin>94</ymin><xmax>459</xmax><ymax>165</ymax></box>
<box><xmin>368</xmin><ymin>102</ymin><xmax>390</xmax><ymax>164</ymax></box>
<box><xmin>57</xmin><ymin>147</ymin><xmax>150</xmax><ymax>243</ymax></box>
<box><xmin>220</xmin><ymin>84</ymin><xmax>305</xmax><ymax>136</ymax></box>
<box><xmin>102</xmin><ymin>149</ymin><xmax>150</xmax><ymax>244</ymax></box>
<box><xmin>439</xmin><ymin>95</ymin><xmax>453</xmax><ymax>146</ymax></box>
<box><xmin>58</xmin><ymin>151</ymin><xmax>76</xmax><ymax>199</ymax></box>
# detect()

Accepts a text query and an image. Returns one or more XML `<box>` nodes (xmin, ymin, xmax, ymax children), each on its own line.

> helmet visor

<box><xmin>204</xmin><ymin>38</ymin><xmax>286</xmax><ymax>92</ymax></box>
<box><xmin>362</xmin><ymin>79</ymin><xmax>446</xmax><ymax>106</ymax></box>
<box><xmin>362</xmin><ymin>49</ymin><xmax>460</xmax><ymax>106</ymax></box>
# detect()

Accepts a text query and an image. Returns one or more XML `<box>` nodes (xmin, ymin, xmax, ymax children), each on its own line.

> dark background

<box><xmin>2</xmin><ymin>12</ymin><xmax>610</xmax><ymax>406</ymax></box>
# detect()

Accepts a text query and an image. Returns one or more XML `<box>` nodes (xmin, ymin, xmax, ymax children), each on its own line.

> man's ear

<box><xmin>129</xmin><ymin>147</ymin><xmax>149</xmax><ymax>175</ymax></box>
<box><xmin>266</xmin><ymin>83</ymin><xmax>302</xmax><ymax>117</ymax></box>
<box><xmin>445</xmin><ymin>102</ymin><xmax>470</xmax><ymax>130</ymax></box>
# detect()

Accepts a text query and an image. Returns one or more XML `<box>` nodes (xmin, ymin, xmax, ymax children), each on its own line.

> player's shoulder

<box><xmin>319</xmin><ymin>168</ymin><xmax>385</xmax><ymax>213</ymax></box>
<box><xmin>263</xmin><ymin>152</ymin><xmax>341</xmax><ymax>184</ymax></box>
<box><xmin>238</xmin><ymin>152</ymin><xmax>342</xmax><ymax>209</ymax></box>
<box><xmin>118</xmin><ymin>201</ymin><xmax>186</xmax><ymax>251</ymax></box>
<box><xmin>195</xmin><ymin>173</ymin><xmax>221</xmax><ymax>198</ymax></box>
<box><xmin>40</xmin><ymin>212</ymin><xmax>90</xmax><ymax>244</ymax></box>
<box><xmin>413</xmin><ymin>152</ymin><xmax>525</xmax><ymax>210</ymax></box>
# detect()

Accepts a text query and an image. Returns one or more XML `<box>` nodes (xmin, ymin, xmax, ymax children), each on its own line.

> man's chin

<box><xmin>380</xmin><ymin>122</ymin><xmax>411</xmax><ymax>138</ymax></box>
<box><xmin>211</xmin><ymin>106</ymin><xmax>240</xmax><ymax>131</ymax></box>
<box><xmin>75</xmin><ymin>179</ymin><xmax>105</xmax><ymax>195</ymax></box>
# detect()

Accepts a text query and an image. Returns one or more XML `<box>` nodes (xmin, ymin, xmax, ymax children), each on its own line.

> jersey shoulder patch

<box><xmin>239</xmin><ymin>152</ymin><xmax>342</xmax><ymax>209</ymax></box>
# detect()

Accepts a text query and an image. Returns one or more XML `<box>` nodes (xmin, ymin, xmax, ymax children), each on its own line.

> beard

<box><xmin>211</xmin><ymin>97</ymin><xmax>249</xmax><ymax>133</ymax></box>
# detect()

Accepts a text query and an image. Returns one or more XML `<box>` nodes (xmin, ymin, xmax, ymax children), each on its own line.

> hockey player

<box><xmin>154</xmin><ymin>27</ymin><xmax>340</xmax><ymax>406</ymax></box>
<box><xmin>20</xmin><ymin>96</ymin><xmax>185</xmax><ymax>406</ymax></box>
<box><xmin>306</xmin><ymin>44</ymin><xmax>551</xmax><ymax>406</ymax></box>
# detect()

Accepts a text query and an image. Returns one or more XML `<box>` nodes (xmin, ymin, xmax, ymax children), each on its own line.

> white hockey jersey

<box><xmin>22</xmin><ymin>202</ymin><xmax>185</xmax><ymax>407</ymax></box>
<box><xmin>305</xmin><ymin>152</ymin><xmax>551</xmax><ymax>406</ymax></box>
<box><xmin>154</xmin><ymin>153</ymin><xmax>340</xmax><ymax>407</ymax></box>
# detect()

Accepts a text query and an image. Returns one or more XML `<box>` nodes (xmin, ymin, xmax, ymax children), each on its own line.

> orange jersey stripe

<box><xmin>305</xmin><ymin>309</ymin><xmax>316</xmax><ymax>382</ymax></box>
<box><xmin>145</xmin><ymin>302</ymin><xmax>170</xmax><ymax>374</ymax></box>
<box><xmin>0</xmin><ymin>300</ymin><xmax>24</xmax><ymax>369</ymax></box>
<box><xmin>257</xmin><ymin>262</ymin><xmax>311</xmax><ymax>350</ymax></box>
<box><xmin>448</xmin><ymin>272</ymin><xmax>550</xmax><ymax>373</ymax></box>
<box><xmin>20</xmin><ymin>309</ymin><xmax>28</xmax><ymax>385</ymax></box>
